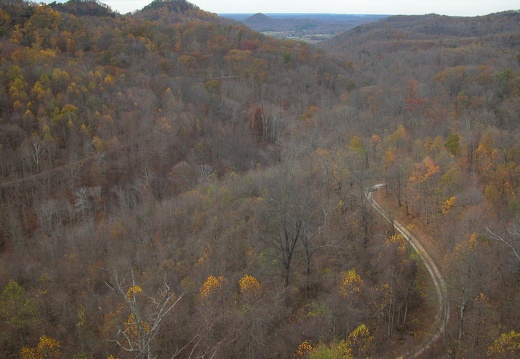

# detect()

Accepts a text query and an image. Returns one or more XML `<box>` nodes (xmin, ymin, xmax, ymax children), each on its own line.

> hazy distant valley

<box><xmin>222</xmin><ymin>13</ymin><xmax>388</xmax><ymax>42</ymax></box>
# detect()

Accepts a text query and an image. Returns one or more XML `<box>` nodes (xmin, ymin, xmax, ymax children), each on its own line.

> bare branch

<box><xmin>486</xmin><ymin>227</ymin><xmax>520</xmax><ymax>263</ymax></box>
<box><xmin>104</xmin><ymin>268</ymin><xmax>184</xmax><ymax>358</ymax></box>
<box><xmin>171</xmin><ymin>313</ymin><xmax>226</xmax><ymax>359</ymax></box>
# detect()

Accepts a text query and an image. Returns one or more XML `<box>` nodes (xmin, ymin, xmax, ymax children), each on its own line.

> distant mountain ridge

<box><xmin>223</xmin><ymin>12</ymin><xmax>388</xmax><ymax>41</ymax></box>
<box><xmin>47</xmin><ymin>0</ymin><xmax>224</xmax><ymax>22</ymax></box>
<box><xmin>244</xmin><ymin>13</ymin><xmax>274</xmax><ymax>26</ymax></box>
<box><xmin>320</xmin><ymin>10</ymin><xmax>520</xmax><ymax>53</ymax></box>
<box><xmin>242</xmin><ymin>12</ymin><xmax>314</xmax><ymax>32</ymax></box>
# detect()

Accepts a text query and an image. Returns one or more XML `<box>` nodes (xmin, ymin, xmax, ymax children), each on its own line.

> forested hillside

<box><xmin>320</xmin><ymin>10</ymin><xmax>520</xmax><ymax>358</ymax></box>
<box><xmin>0</xmin><ymin>0</ymin><xmax>519</xmax><ymax>358</ymax></box>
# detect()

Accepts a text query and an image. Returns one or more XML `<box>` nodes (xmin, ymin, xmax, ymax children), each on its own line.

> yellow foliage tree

<box><xmin>19</xmin><ymin>335</ymin><xmax>61</xmax><ymax>359</ymax></box>
<box><xmin>239</xmin><ymin>274</ymin><xmax>261</xmax><ymax>298</ymax></box>
<box><xmin>300</xmin><ymin>325</ymin><xmax>373</xmax><ymax>359</ymax></box>
<box><xmin>339</xmin><ymin>269</ymin><xmax>365</xmax><ymax>334</ymax></box>
<box><xmin>91</xmin><ymin>136</ymin><xmax>105</xmax><ymax>151</ymax></box>
<box><xmin>487</xmin><ymin>330</ymin><xmax>520</xmax><ymax>358</ymax></box>
<box><xmin>386</xmin><ymin>233</ymin><xmax>407</xmax><ymax>254</ymax></box>
<box><xmin>442</xmin><ymin>196</ymin><xmax>457</xmax><ymax>215</ymax></box>
<box><xmin>199</xmin><ymin>275</ymin><xmax>225</xmax><ymax>300</ymax></box>
<box><xmin>346</xmin><ymin>324</ymin><xmax>374</xmax><ymax>358</ymax></box>
<box><xmin>349</xmin><ymin>135</ymin><xmax>365</xmax><ymax>154</ymax></box>
<box><xmin>295</xmin><ymin>340</ymin><xmax>313</xmax><ymax>357</ymax></box>
<box><xmin>104</xmin><ymin>74</ymin><xmax>115</xmax><ymax>85</ymax></box>
<box><xmin>339</xmin><ymin>269</ymin><xmax>364</xmax><ymax>298</ymax></box>
<box><xmin>124</xmin><ymin>313</ymin><xmax>151</xmax><ymax>343</ymax></box>
<box><xmin>126</xmin><ymin>285</ymin><xmax>143</xmax><ymax>299</ymax></box>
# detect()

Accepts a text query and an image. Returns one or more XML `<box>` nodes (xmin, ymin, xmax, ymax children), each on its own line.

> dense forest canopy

<box><xmin>0</xmin><ymin>0</ymin><xmax>519</xmax><ymax>358</ymax></box>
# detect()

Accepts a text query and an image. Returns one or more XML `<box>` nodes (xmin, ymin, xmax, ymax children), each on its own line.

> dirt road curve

<box><xmin>0</xmin><ymin>154</ymin><xmax>98</xmax><ymax>189</ymax></box>
<box><xmin>366</xmin><ymin>184</ymin><xmax>448</xmax><ymax>358</ymax></box>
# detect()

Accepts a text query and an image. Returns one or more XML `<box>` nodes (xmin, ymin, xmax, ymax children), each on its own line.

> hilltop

<box><xmin>48</xmin><ymin>0</ymin><xmax>116</xmax><ymax>17</ymax></box>
<box><xmin>134</xmin><ymin>0</ymin><xmax>222</xmax><ymax>22</ymax></box>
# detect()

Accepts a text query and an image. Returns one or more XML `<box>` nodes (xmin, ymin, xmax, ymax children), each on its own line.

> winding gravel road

<box><xmin>367</xmin><ymin>184</ymin><xmax>449</xmax><ymax>358</ymax></box>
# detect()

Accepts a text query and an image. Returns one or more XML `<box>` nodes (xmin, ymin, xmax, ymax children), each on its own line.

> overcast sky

<box><xmin>95</xmin><ymin>0</ymin><xmax>518</xmax><ymax>16</ymax></box>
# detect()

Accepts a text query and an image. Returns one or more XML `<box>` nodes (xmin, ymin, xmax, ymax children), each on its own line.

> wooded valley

<box><xmin>0</xmin><ymin>0</ymin><xmax>519</xmax><ymax>358</ymax></box>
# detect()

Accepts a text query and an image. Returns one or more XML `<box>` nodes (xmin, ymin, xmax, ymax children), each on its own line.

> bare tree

<box><xmin>21</xmin><ymin>136</ymin><xmax>43</xmax><ymax>174</ymax></box>
<box><xmin>261</xmin><ymin>164</ymin><xmax>324</xmax><ymax>290</ymax></box>
<box><xmin>260</xmin><ymin>167</ymin><xmax>305</xmax><ymax>289</ymax></box>
<box><xmin>105</xmin><ymin>270</ymin><xmax>184</xmax><ymax>359</ymax></box>
<box><xmin>486</xmin><ymin>226</ymin><xmax>520</xmax><ymax>263</ymax></box>
<box><xmin>264</xmin><ymin>200</ymin><xmax>303</xmax><ymax>289</ymax></box>
<box><xmin>197</xmin><ymin>164</ymin><xmax>214</xmax><ymax>184</ymax></box>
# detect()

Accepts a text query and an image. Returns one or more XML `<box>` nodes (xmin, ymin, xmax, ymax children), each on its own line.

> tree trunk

<box><xmin>458</xmin><ymin>300</ymin><xmax>467</xmax><ymax>353</ymax></box>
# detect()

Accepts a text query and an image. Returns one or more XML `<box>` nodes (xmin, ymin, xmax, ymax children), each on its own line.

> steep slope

<box><xmin>319</xmin><ymin>11</ymin><xmax>520</xmax><ymax>358</ymax></box>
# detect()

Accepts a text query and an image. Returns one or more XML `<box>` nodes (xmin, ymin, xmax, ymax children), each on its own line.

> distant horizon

<box><xmin>217</xmin><ymin>13</ymin><xmax>390</xmax><ymax>16</ymax></box>
<box><xmin>218</xmin><ymin>13</ymin><xmax>391</xmax><ymax>22</ymax></box>
<box><xmin>43</xmin><ymin>0</ymin><xmax>518</xmax><ymax>17</ymax></box>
